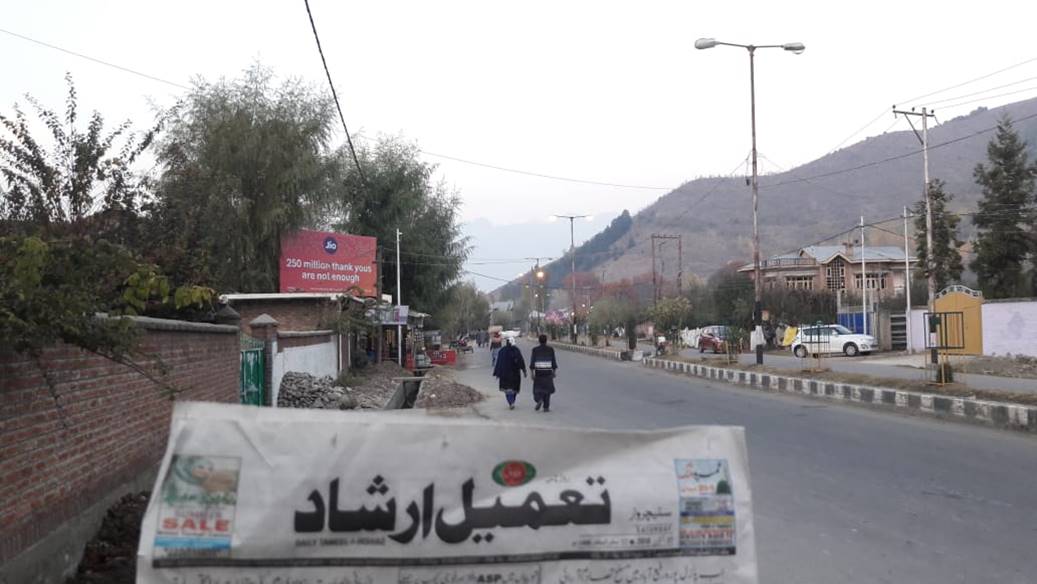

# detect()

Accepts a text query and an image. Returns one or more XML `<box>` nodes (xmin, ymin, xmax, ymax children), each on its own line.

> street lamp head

<box><xmin>547</xmin><ymin>215</ymin><xmax>558</xmax><ymax>223</ymax></box>
<box><xmin>536</xmin><ymin>270</ymin><xmax>545</xmax><ymax>279</ymax></box>
<box><xmin>585</xmin><ymin>215</ymin><xmax>595</xmax><ymax>222</ymax></box>
<box><xmin>694</xmin><ymin>38</ymin><xmax>717</xmax><ymax>50</ymax></box>
<box><xmin>782</xmin><ymin>42</ymin><xmax>805</xmax><ymax>54</ymax></box>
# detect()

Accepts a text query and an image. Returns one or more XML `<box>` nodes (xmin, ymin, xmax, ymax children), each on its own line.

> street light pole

<box><xmin>694</xmin><ymin>37</ymin><xmax>804</xmax><ymax>366</ymax></box>
<box><xmin>552</xmin><ymin>214</ymin><xmax>591</xmax><ymax>343</ymax></box>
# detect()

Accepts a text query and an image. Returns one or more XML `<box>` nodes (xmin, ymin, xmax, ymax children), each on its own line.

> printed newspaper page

<box><xmin>137</xmin><ymin>402</ymin><xmax>757</xmax><ymax>583</ymax></box>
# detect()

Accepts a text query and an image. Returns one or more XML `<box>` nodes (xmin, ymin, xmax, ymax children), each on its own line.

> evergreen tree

<box><xmin>912</xmin><ymin>179</ymin><xmax>964</xmax><ymax>292</ymax></box>
<box><xmin>970</xmin><ymin>117</ymin><xmax>1037</xmax><ymax>298</ymax></box>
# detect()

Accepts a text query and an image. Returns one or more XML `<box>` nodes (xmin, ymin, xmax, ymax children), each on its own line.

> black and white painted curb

<box><xmin>644</xmin><ymin>357</ymin><xmax>1037</xmax><ymax>433</ymax></box>
<box><xmin>551</xmin><ymin>342</ymin><xmax>624</xmax><ymax>361</ymax></box>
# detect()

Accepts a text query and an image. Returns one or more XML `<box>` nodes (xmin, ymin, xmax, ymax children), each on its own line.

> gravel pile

<box><xmin>277</xmin><ymin>372</ymin><xmax>357</xmax><ymax>409</ymax></box>
<box><xmin>415</xmin><ymin>368</ymin><xmax>484</xmax><ymax>409</ymax></box>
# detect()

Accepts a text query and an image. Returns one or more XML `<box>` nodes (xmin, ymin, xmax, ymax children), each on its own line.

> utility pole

<box><xmin>860</xmin><ymin>216</ymin><xmax>867</xmax><ymax>336</ymax></box>
<box><xmin>903</xmin><ymin>206</ymin><xmax>913</xmax><ymax>353</ymax></box>
<box><xmin>677</xmin><ymin>235</ymin><xmax>683</xmax><ymax>296</ymax></box>
<box><xmin>893</xmin><ymin>106</ymin><xmax>937</xmax><ymax>362</ymax></box>
<box><xmin>396</xmin><ymin>228</ymin><xmax>403</xmax><ymax>367</ymax></box>
<box><xmin>651</xmin><ymin>237</ymin><xmax>658</xmax><ymax>307</ymax></box>
<box><xmin>651</xmin><ymin>234</ymin><xmax>682</xmax><ymax>304</ymax></box>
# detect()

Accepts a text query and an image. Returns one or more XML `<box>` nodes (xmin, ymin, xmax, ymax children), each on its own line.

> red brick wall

<box><xmin>233</xmin><ymin>299</ymin><xmax>341</xmax><ymax>333</ymax></box>
<box><xmin>0</xmin><ymin>321</ymin><xmax>239</xmax><ymax>563</ymax></box>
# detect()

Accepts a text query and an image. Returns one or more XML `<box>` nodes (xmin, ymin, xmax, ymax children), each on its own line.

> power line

<box><xmin>420</xmin><ymin>150</ymin><xmax>673</xmax><ymax>190</ymax></box>
<box><xmin>761</xmin><ymin>110</ymin><xmax>1037</xmax><ymax>190</ymax></box>
<box><xmin>303</xmin><ymin>0</ymin><xmax>366</xmax><ymax>184</ymax></box>
<box><xmin>0</xmin><ymin>27</ymin><xmax>190</xmax><ymax>90</ymax></box>
<box><xmin>924</xmin><ymin>74</ymin><xmax>1037</xmax><ymax>106</ymax></box>
<box><xmin>899</xmin><ymin>55</ymin><xmax>1037</xmax><ymax>106</ymax></box>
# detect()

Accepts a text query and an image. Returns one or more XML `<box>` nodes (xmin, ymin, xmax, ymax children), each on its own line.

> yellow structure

<box><xmin>932</xmin><ymin>285</ymin><xmax>983</xmax><ymax>356</ymax></box>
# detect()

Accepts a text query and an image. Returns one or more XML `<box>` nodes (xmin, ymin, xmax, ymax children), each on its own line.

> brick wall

<box><xmin>0</xmin><ymin>318</ymin><xmax>239</xmax><ymax>564</ymax></box>
<box><xmin>232</xmin><ymin>299</ymin><xmax>341</xmax><ymax>334</ymax></box>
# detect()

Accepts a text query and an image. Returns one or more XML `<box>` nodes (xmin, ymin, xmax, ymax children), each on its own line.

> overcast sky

<box><xmin>4</xmin><ymin>1</ymin><xmax>1037</xmax><ymax>255</ymax></box>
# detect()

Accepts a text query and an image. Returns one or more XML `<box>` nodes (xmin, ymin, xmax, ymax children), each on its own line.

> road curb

<box><xmin>551</xmin><ymin>341</ymin><xmax>624</xmax><ymax>360</ymax></box>
<box><xmin>643</xmin><ymin>357</ymin><xmax>1037</xmax><ymax>434</ymax></box>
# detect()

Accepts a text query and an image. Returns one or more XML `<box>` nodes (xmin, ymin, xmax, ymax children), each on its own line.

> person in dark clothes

<box><xmin>492</xmin><ymin>337</ymin><xmax>526</xmax><ymax>409</ymax></box>
<box><xmin>529</xmin><ymin>334</ymin><xmax>558</xmax><ymax>412</ymax></box>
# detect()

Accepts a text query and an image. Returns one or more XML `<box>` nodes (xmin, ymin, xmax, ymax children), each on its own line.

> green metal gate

<box><xmin>240</xmin><ymin>335</ymin><xmax>265</xmax><ymax>406</ymax></box>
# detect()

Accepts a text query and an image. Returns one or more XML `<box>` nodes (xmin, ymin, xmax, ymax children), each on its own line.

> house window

<box><xmin>826</xmin><ymin>261</ymin><xmax>845</xmax><ymax>290</ymax></box>
<box><xmin>854</xmin><ymin>272</ymin><xmax>887</xmax><ymax>290</ymax></box>
<box><xmin>785</xmin><ymin>276</ymin><xmax>814</xmax><ymax>290</ymax></box>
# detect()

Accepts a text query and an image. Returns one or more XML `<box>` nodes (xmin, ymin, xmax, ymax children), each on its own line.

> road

<box><xmin>456</xmin><ymin>342</ymin><xmax>1037</xmax><ymax>584</ymax></box>
<box><xmin>678</xmin><ymin>347</ymin><xmax>1037</xmax><ymax>394</ymax></box>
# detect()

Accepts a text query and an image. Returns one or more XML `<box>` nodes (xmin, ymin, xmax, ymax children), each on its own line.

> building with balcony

<box><xmin>739</xmin><ymin>243</ymin><xmax>918</xmax><ymax>299</ymax></box>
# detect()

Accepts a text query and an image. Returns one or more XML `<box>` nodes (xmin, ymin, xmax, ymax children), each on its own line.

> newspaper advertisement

<box><xmin>137</xmin><ymin>402</ymin><xmax>757</xmax><ymax>583</ymax></box>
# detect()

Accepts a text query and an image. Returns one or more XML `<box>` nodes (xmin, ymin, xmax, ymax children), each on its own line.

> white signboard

<box><xmin>137</xmin><ymin>403</ymin><xmax>757</xmax><ymax>583</ymax></box>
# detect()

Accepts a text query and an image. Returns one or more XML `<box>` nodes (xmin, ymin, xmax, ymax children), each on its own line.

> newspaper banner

<box><xmin>138</xmin><ymin>403</ymin><xmax>757</xmax><ymax>584</ymax></box>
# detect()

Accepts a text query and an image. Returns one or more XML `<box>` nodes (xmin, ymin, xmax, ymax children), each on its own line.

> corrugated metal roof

<box><xmin>802</xmin><ymin>245</ymin><xmax>912</xmax><ymax>263</ymax></box>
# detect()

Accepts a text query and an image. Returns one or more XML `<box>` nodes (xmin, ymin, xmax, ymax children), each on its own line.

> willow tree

<box><xmin>149</xmin><ymin>65</ymin><xmax>336</xmax><ymax>291</ymax></box>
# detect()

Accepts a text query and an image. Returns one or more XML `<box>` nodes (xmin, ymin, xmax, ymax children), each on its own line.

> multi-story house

<box><xmin>739</xmin><ymin>243</ymin><xmax>918</xmax><ymax>300</ymax></box>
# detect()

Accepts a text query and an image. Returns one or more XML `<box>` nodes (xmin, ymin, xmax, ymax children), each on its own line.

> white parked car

<box><xmin>791</xmin><ymin>324</ymin><xmax>876</xmax><ymax>358</ymax></box>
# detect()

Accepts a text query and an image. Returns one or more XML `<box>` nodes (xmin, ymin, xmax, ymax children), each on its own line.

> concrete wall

<box><xmin>0</xmin><ymin>317</ymin><xmax>239</xmax><ymax>583</ymax></box>
<box><xmin>981</xmin><ymin>300</ymin><xmax>1037</xmax><ymax>357</ymax></box>
<box><xmin>270</xmin><ymin>331</ymin><xmax>339</xmax><ymax>406</ymax></box>
<box><xmin>907</xmin><ymin>301</ymin><xmax>1037</xmax><ymax>358</ymax></box>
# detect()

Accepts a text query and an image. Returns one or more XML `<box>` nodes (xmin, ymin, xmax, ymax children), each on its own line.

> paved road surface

<box><xmin>678</xmin><ymin>347</ymin><xmax>1037</xmax><ymax>394</ymax></box>
<box><xmin>457</xmin><ymin>342</ymin><xmax>1037</xmax><ymax>584</ymax></box>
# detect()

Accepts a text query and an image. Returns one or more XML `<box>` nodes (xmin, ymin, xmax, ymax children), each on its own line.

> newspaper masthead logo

<box><xmin>492</xmin><ymin>460</ymin><xmax>536</xmax><ymax>487</ymax></box>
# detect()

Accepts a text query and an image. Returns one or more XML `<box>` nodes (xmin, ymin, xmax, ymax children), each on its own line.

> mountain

<box><xmin>462</xmin><ymin>214</ymin><xmax>619</xmax><ymax>292</ymax></box>
<box><xmin>495</xmin><ymin>97</ymin><xmax>1037</xmax><ymax>300</ymax></box>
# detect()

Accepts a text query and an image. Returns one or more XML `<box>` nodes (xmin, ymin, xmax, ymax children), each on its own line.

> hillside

<box><xmin>497</xmin><ymin>96</ymin><xmax>1037</xmax><ymax>300</ymax></box>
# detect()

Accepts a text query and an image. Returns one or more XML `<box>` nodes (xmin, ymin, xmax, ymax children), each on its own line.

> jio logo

<box><xmin>323</xmin><ymin>236</ymin><xmax>338</xmax><ymax>254</ymax></box>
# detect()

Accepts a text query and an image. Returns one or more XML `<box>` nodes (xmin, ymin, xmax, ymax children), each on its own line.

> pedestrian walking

<box><xmin>529</xmin><ymin>334</ymin><xmax>558</xmax><ymax>412</ymax></box>
<box><xmin>493</xmin><ymin>337</ymin><xmax>526</xmax><ymax>409</ymax></box>
<box><xmin>489</xmin><ymin>332</ymin><xmax>503</xmax><ymax>367</ymax></box>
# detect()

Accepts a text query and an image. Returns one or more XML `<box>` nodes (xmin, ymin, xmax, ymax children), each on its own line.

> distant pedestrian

<box><xmin>493</xmin><ymin>337</ymin><xmax>527</xmax><ymax>409</ymax></box>
<box><xmin>529</xmin><ymin>334</ymin><xmax>558</xmax><ymax>412</ymax></box>
<box><xmin>490</xmin><ymin>332</ymin><xmax>503</xmax><ymax>366</ymax></box>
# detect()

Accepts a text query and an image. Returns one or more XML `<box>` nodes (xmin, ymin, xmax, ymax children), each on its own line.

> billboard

<box><xmin>280</xmin><ymin>230</ymin><xmax>377</xmax><ymax>296</ymax></box>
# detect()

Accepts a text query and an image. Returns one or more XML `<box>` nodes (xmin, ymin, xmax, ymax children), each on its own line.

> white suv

<box><xmin>791</xmin><ymin>325</ymin><xmax>876</xmax><ymax>358</ymax></box>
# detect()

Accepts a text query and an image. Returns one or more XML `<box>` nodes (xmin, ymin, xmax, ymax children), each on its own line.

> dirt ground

<box><xmin>954</xmin><ymin>354</ymin><xmax>1037</xmax><ymax>379</ymax></box>
<box><xmin>66</xmin><ymin>491</ymin><xmax>148</xmax><ymax>584</ymax></box>
<box><xmin>415</xmin><ymin>366</ymin><xmax>484</xmax><ymax>408</ymax></box>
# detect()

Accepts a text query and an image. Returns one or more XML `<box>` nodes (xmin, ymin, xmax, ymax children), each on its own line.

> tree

<box><xmin>649</xmin><ymin>296</ymin><xmax>692</xmax><ymax>339</ymax></box>
<box><xmin>970</xmin><ymin>116</ymin><xmax>1037</xmax><ymax>298</ymax></box>
<box><xmin>0</xmin><ymin>74</ymin><xmax>156</xmax><ymax>244</ymax></box>
<box><xmin>149</xmin><ymin>65</ymin><xmax>336</xmax><ymax>291</ymax></box>
<box><xmin>438</xmin><ymin>282</ymin><xmax>489</xmax><ymax>338</ymax></box>
<box><xmin>708</xmin><ymin>263</ymin><xmax>754</xmax><ymax>325</ymax></box>
<box><xmin>912</xmin><ymin>179</ymin><xmax>964</xmax><ymax>292</ymax></box>
<box><xmin>331</xmin><ymin>136</ymin><xmax>468</xmax><ymax>316</ymax></box>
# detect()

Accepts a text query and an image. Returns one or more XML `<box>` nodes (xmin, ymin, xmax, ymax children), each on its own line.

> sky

<box><xmin>4</xmin><ymin>0</ymin><xmax>1037</xmax><ymax>289</ymax></box>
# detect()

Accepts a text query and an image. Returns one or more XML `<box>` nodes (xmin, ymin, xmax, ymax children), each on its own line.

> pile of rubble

<box><xmin>277</xmin><ymin>372</ymin><xmax>357</xmax><ymax>410</ymax></box>
<box><xmin>277</xmin><ymin>363</ymin><xmax>485</xmax><ymax>411</ymax></box>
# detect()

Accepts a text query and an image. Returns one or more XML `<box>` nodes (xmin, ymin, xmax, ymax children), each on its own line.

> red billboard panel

<box><xmin>279</xmin><ymin>230</ymin><xmax>378</xmax><ymax>296</ymax></box>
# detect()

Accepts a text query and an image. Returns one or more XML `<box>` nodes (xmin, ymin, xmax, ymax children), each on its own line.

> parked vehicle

<box><xmin>791</xmin><ymin>324</ymin><xmax>876</xmax><ymax>358</ymax></box>
<box><xmin>697</xmin><ymin>325</ymin><xmax>730</xmax><ymax>353</ymax></box>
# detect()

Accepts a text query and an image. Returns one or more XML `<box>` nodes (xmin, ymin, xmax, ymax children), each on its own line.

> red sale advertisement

<box><xmin>279</xmin><ymin>230</ymin><xmax>378</xmax><ymax>296</ymax></box>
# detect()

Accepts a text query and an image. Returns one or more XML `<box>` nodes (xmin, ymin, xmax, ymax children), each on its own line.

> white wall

<box><xmin>270</xmin><ymin>335</ymin><xmax>339</xmax><ymax>406</ymax></box>
<box><xmin>982</xmin><ymin>301</ymin><xmax>1037</xmax><ymax>357</ymax></box>
<box><xmin>906</xmin><ymin>302</ymin><xmax>1037</xmax><ymax>357</ymax></box>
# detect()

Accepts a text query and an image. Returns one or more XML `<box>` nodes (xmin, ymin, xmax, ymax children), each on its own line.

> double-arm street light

<box><xmin>551</xmin><ymin>214</ymin><xmax>593</xmax><ymax>343</ymax></box>
<box><xmin>694</xmin><ymin>37</ymin><xmax>804</xmax><ymax>365</ymax></box>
